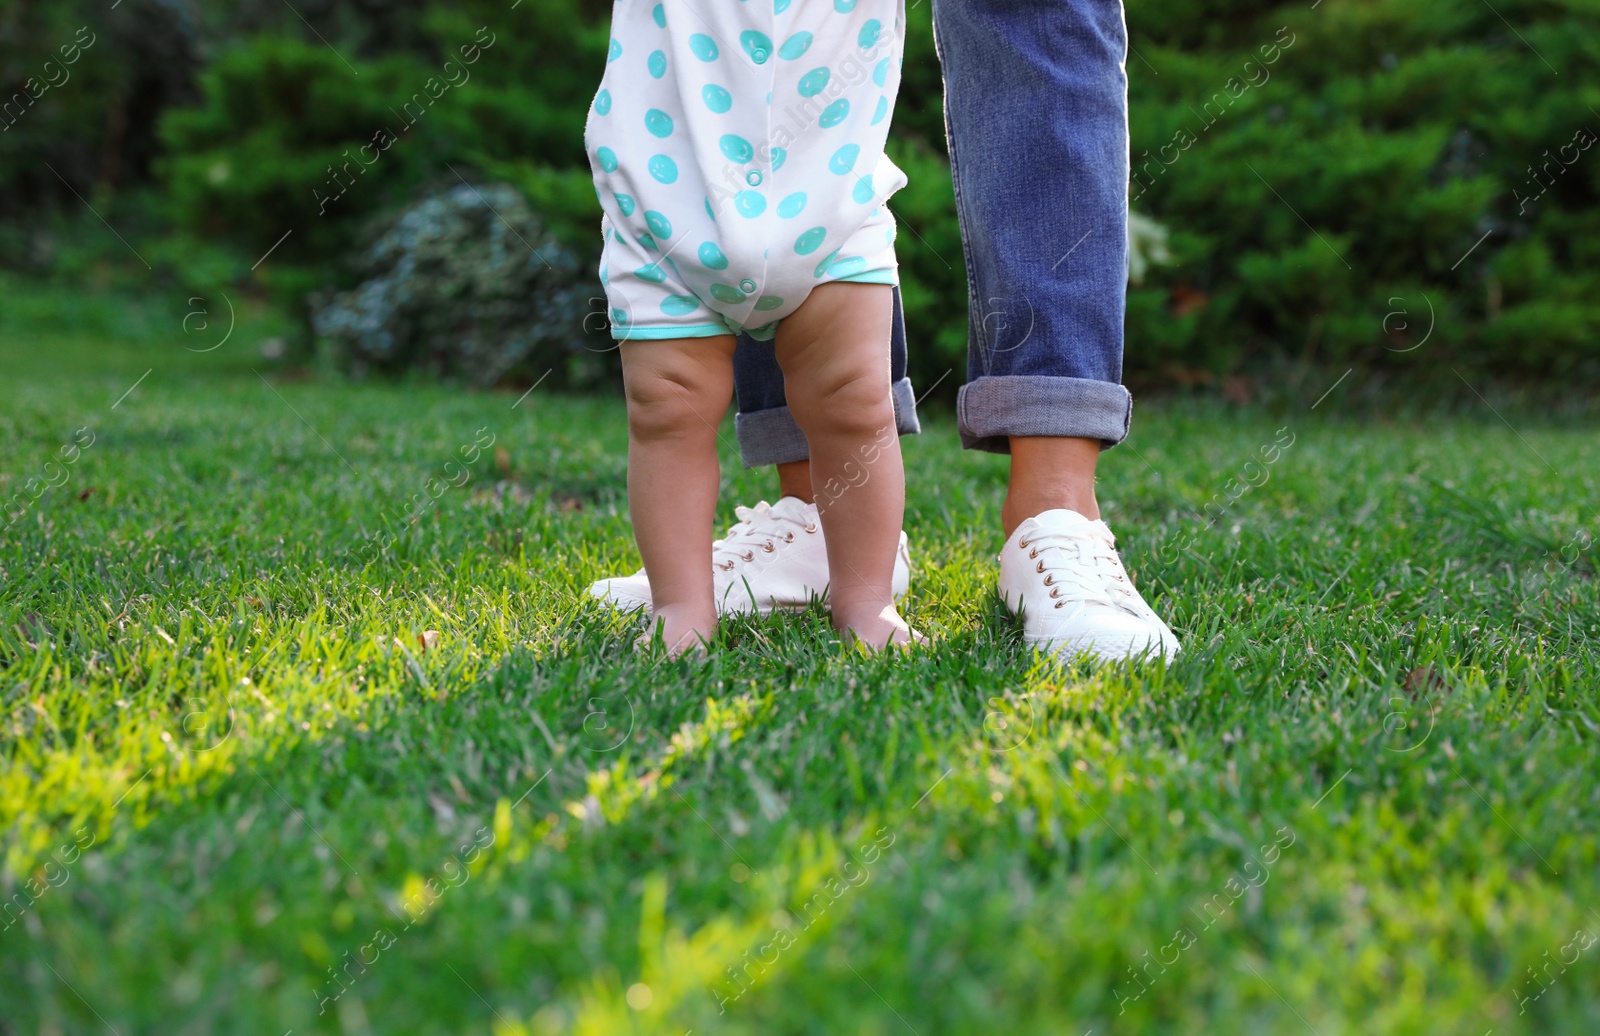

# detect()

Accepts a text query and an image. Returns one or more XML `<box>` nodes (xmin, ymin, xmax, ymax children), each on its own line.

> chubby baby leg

<box><xmin>774</xmin><ymin>282</ymin><xmax>917</xmax><ymax>649</ymax></box>
<box><xmin>619</xmin><ymin>335</ymin><xmax>738</xmax><ymax>656</ymax></box>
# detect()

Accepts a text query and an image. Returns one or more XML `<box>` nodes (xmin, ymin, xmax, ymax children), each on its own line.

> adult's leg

<box><xmin>933</xmin><ymin>0</ymin><xmax>1132</xmax><ymax>535</ymax></box>
<box><xmin>935</xmin><ymin>0</ymin><xmax>1178</xmax><ymax>660</ymax></box>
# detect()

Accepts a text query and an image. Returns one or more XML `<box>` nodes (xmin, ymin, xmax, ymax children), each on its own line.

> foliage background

<box><xmin>2</xmin><ymin>0</ymin><xmax>1597</xmax><ymax>396</ymax></box>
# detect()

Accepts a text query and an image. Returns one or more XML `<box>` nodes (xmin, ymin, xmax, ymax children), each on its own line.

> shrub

<box><xmin>1120</xmin><ymin>0</ymin><xmax>1600</xmax><ymax>384</ymax></box>
<box><xmin>13</xmin><ymin>0</ymin><xmax>1600</xmax><ymax>393</ymax></box>
<box><xmin>309</xmin><ymin>181</ymin><xmax>597</xmax><ymax>387</ymax></box>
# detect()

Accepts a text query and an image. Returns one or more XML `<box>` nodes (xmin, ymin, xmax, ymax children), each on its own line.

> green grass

<box><xmin>2</xmin><ymin>284</ymin><xmax>1599</xmax><ymax>1035</ymax></box>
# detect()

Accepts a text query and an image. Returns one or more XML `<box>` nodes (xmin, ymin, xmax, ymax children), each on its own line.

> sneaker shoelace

<box><xmin>712</xmin><ymin>502</ymin><xmax>817</xmax><ymax>572</ymax></box>
<box><xmin>1018</xmin><ymin>529</ymin><xmax>1138</xmax><ymax>611</ymax></box>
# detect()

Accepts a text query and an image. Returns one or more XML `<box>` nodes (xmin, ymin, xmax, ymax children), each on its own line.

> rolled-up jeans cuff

<box><xmin>957</xmin><ymin>375</ymin><xmax>1132</xmax><ymax>454</ymax></box>
<box><xmin>735</xmin><ymin>376</ymin><xmax>921</xmax><ymax>468</ymax></box>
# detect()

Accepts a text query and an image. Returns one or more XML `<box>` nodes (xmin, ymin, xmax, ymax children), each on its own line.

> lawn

<box><xmin>2</xmin><ymin>284</ymin><xmax>1599</xmax><ymax>1035</ymax></box>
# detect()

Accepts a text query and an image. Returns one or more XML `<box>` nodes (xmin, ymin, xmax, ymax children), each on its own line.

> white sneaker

<box><xmin>998</xmin><ymin>508</ymin><xmax>1179</xmax><ymax>663</ymax></box>
<box><xmin>588</xmin><ymin>496</ymin><xmax>912</xmax><ymax>616</ymax></box>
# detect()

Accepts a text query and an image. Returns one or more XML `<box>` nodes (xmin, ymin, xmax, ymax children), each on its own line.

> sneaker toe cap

<box><xmin>1028</xmin><ymin>607</ymin><xmax>1178</xmax><ymax>663</ymax></box>
<box><xmin>588</xmin><ymin>575</ymin><xmax>651</xmax><ymax>610</ymax></box>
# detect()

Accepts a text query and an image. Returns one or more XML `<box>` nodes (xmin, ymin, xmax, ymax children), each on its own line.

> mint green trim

<box><xmin>613</xmin><ymin>322</ymin><xmax>731</xmax><ymax>341</ymax></box>
<box><xmin>834</xmin><ymin>268</ymin><xmax>898</xmax><ymax>286</ymax></box>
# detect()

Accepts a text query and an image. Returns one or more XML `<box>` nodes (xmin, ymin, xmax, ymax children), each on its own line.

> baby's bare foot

<box><xmin>834</xmin><ymin>603</ymin><xmax>922</xmax><ymax>651</ymax></box>
<box><xmin>636</xmin><ymin>603</ymin><xmax>715</xmax><ymax>659</ymax></box>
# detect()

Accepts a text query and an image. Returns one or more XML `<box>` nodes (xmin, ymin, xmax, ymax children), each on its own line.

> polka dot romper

<box><xmin>586</xmin><ymin>0</ymin><xmax>907</xmax><ymax>342</ymax></box>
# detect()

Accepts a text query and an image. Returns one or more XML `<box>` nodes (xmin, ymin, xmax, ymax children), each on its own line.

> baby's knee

<box><xmin>792</xmin><ymin>368</ymin><xmax>892</xmax><ymax>439</ymax></box>
<box><xmin>624</xmin><ymin>361</ymin><xmax>722</xmax><ymax>442</ymax></box>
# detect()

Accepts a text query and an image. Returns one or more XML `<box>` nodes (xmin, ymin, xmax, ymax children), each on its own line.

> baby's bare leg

<box><xmin>619</xmin><ymin>335</ymin><xmax>738</xmax><ymax>656</ymax></box>
<box><xmin>774</xmin><ymin>282</ymin><xmax>914</xmax><ymax>648</ymax></box>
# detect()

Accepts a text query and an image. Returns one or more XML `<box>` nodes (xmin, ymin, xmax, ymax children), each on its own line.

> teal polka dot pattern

<box><xmin>798</xmin><ymin>68</ymin><xmax>831</xmax><ymax>97</ymax></box>
<box><xmin>735</xmin><ymin>191</ymin><xmax>766</xmax><ymax>218</ymax></box>
<box><xmin>589</xmin><ymin>0</ymin><xmax>908</xmax><ymax>337</ymax></box>
<box><xmin>719</xmin><ymin>134</ymin><xmax>754</xmax><ymax>164</ymax></box>
<box><xmin>698</xmin><ymin>241</ymin><xmax>729</xmax><ymax>269</ymax></box>
<box><xmin>794</xmin><ymin>227</ymin><xmax>827</xmax><ymax>255</ymax></box>
<box><xmin>740</xmin><ymin>31</ymin><xmax>773</xmax><ymax>64</ymax></box>
<box><xmin>647</xmin><ymin>154</ymin><xmax>678</xmax><ymax>183</ymax></box>
<box><xmin>702</xmin><ymin>84</ymin><xmax>732</xmax><ymax>113</ymax></box>
<box><xmin>778</xmin><ymin>31</ymin><xmax>813</xmax><ymax>60</ymax></box>
<box><xmin>827</xmin><ymin>255</ymin><xmax>868</xmax><ymax>278</ymax></box>
<box><xmin>688</xmin><ymin>34</ymin><xmax>718</xmax><ymax>61</ymax></box>
<box><xmin>644</xmin><ymin>108</ymin><xmax>674</xmax><ymax>138</ymax></box>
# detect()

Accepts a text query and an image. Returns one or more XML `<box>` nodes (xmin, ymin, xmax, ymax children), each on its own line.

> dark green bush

<box><xmin>1121</xmin><ymin>0</ymin><xmax>1600</xmax><ymax>384</ymax></box>
<box><xmin>309</xmin><ymin>181</ymin><xmax>597</xmax><ymax>387</ymax></box>
<box><xmin>0</xmin><ymin>0</ymin><xmax>199</xmax><ymax>260</ymax></box>
<box><xmin>7</xmin><ymin>0</ymin><xmax>1597</xmax><ymax>393</ymax></box>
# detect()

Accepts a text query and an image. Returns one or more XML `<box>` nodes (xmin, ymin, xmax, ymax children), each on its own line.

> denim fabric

<box><xmin>731</xmin><ymin>0</ymin><xmax>1134</xmax><ymax>462</ymax></box>
<box><xmin>732</xmin><ymin>285</ymin><xmax>922</xmax><ymax>468</ymax></box>
<box><xmin>939</xmin><ymin>0</ymin><xmax>1133</xmax><ymax>451</ymax></box>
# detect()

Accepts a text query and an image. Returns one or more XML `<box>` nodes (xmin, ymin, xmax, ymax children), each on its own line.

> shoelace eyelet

<box><xmin>741</xmin><ymin>551</ymin><xmax>755</xmax><ymax>562</ymax></box>
<box><xmin>761</xmin><ymin>540</ymin><xmax>776</xmax><ymax>552</ymax></box>
<box><xmin>1028</xmin><ymin>547</ymin><xmax>1038</xmax><ymax>559</ymax></box>
<box><xmin>784</xmin><ymin>532</ymin><xmax>795</xmax><ymax>542</ymax></box>
<box><xmin>804</xmin><ymin>522</ymin><xmax>818</xmax><ymax>534</ymax></box>
<box><xmin>1018</xmin><ymin>537</ymin><xmax>1030</xmax><ymax>549</ymax></box>
<box><xmin>1042</xmin><ymin>574</ymin><xmax>1055</xmax><ymax>587</ymax></box>
<box><xmin>1035</xmin><ymin>560</ymin><xmax>1046</xmax><ymax>574</ymax></box>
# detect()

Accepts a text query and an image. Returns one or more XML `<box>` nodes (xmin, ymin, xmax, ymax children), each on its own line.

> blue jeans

<box><xmin>732</xmin><ymin>0</ymin><xmax>1132</xmax><ymax>466</ymax></box>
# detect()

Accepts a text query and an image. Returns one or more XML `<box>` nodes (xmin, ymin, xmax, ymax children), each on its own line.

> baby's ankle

<box><xmin>831</xmin><ymin>602</ymin><xmax>916</xmax><ymax>650</ymax></box>
<box><xmin>644</xmin><ymin>601</ymin><xmax>717</xmax><ymax>657</ymax></box>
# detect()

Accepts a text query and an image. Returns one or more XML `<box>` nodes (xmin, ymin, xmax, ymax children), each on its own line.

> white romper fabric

<box><xmin>586</xmin><ymin>0</ymin><xmax>908</xmax><ymax>342</ymax></box>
